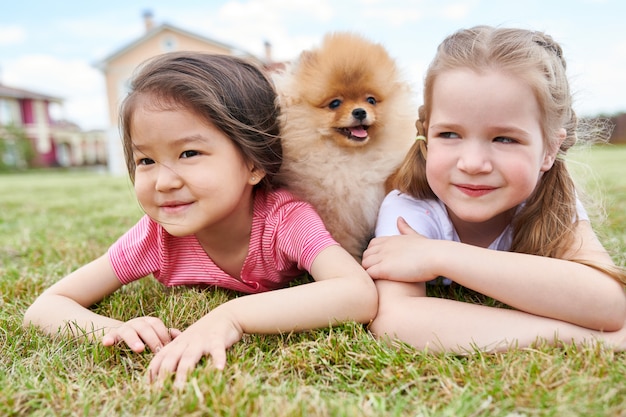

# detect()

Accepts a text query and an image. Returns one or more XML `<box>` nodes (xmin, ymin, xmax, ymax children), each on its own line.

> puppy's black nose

<box><xmin>352</xmin><ymin>108</ymin><xmax>367</xmax><ymax>120</ymax></box>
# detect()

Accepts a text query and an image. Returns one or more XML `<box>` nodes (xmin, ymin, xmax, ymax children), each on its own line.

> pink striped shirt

<box><xmin>108</xmin><ymin>188</ymin><xmax>338</xmax><ymax>294</ymax></box>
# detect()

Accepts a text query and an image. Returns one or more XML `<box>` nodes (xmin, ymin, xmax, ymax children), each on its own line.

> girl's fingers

<box><xmin>172</xmin><ymin>350</ymin><xmax>207</xmax><ymax>389</ymax></box>
<box><xmin>147</xmin><ymin>340</ymin><xmax>228</xmax><ymax>388</ymax></box>
<box><xmin>207</xmin><ymin>346</ymin><xmax>227</xmax><ymax>371</ymax></box>
<box><xmin>397</xmin><ymin>217</ymin><xmax>418</xmax><ymax>235</ymax></box>
<box><xmin>139</xmin><ymin>318</ymin><xmax>176</xmax><ymax>352</ymax></box>
<box><xmin>102</xmin><ymin>328</ymin><xmax>146</xmax><ymax>352</ymax></box>
<box><xmin>102</xmin><ymin>317</ymin><xmax>176</xmax><ymax>353</ymax></box>
<box><xmin>101</xmin><ymin>334</ymin><xmax>117</xmax><ymax>347</ymax></box>
<box><xmin>168</xmin><ymin>328</ymin><xmax>182</xmax><ymax>339</ymax></box>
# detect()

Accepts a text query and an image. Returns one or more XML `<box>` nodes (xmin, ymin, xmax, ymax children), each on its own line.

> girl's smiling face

<box><xmin>425</xmin><ymin>68</ymin><xmax>558</xmax><ymax>241</ymax></box>
<box><xmin>130</xmin><ymin>96</ymin><xmax>263</xmax><ymax>239</ymax></box>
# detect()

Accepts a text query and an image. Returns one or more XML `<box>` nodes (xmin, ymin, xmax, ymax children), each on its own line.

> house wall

<box><xmin>103</xmin><ymin>28</ymin><xmax>233</xmax><ymax>127</ymax></box>
<box><xmin>1</xmin><ymin>90</ymin><xmax>108</xmax><ymax>168</ymax></box>
<box><xmin>18</xmin><ymin>97</ymin><xmax>56</xmax><ymax>165</ymax></box>
<box><xmin>101</xmin><ymin>26</ymin><xmax>240</xmax><ymax>174</ymax></box>
<box><xmin>54</xmin><ymin>128</ymin><xmax>108</xmax><ymax>166</ymax></box>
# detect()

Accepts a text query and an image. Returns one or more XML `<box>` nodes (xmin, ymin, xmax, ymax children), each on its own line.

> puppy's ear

<box><xmin>299</xmin><ymin>50</ymin><xmax>314</xmax><ymax>63</ymax></box>
<box><xmin>298</xmin><ymin>50</ymin><xmax>318</xmax><ymax>69</ymax></box>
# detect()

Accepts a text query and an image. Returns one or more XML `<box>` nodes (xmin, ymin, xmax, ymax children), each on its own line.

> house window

<box><xmin>161</xmin><ymin>35</ymin><xmax>177</xmax><ymax>52</ymax></box>
<box><xmin>0</xmin><ymin>98</ymin><xmax>15</xmax><ymax>125</ymax></box>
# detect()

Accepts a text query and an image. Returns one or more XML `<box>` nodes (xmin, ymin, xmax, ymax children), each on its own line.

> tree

<box><xmin>0</xmin><ymin>124</ymin><xmax>35</xmax><ymax>170</ymax></box>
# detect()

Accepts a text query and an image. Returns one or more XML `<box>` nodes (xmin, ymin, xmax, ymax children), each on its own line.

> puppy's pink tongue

<box><xmin>350</xmin><ymin>126</ymin><xmax>368</xmax><ymax>138</ymax></box>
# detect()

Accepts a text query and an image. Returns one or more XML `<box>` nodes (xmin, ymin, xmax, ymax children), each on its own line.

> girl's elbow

<box><xmin>22</xmin><ymin>310</ymin><xmax>32</xmax><ymax>329</ymax></box>
<box><xmin>593</xmin><ymin>292</ymin><xmax>626</xmax><ymax>332</ymax></box>
<box><xmin>599</xmin><ymin>315</ymin><xmax>625</xmax><ymax>333</ymax></box>
<box><xmin>23</xmin><ymin>294</ymin><xmax>53</xmax><ymax>330</ymax></box>
<box><xmin>355</xmin><ymin>279</ymin><xmax>379</xmax><ymax>323</ymax></box>
<box><xmin>607</xmin><ymin>296</ymin><xmax>626</xmax><ymax>331</ymax></box>
<box><xmin>363</xmin><ymin>297</ymin><xmax>379</xmax><ymax>324</ymax></box>
<box><xmin>23</xmin><ymin>302</ymin><xmax>40</xmax><ymax>329</ymax></box>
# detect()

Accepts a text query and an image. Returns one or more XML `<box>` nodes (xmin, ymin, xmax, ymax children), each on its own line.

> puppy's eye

<box><xmin>329</xmin><ymin>99</ymin><xmax>342</xmax><ymax>109</ymax></box>
<box><xmin>366</xmin><ymin>97</ymin><xmax>376</xmax><ymax>105</ymax></box>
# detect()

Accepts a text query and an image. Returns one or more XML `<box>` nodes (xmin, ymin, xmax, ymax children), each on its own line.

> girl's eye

<box><xmin>494</xmin><ymin>136</ymin><xmax>516</xmax><ymax>144</ymax></box>
<box><xmin>181</xmin><ymin>150</ymin><xmax>200</xmax><ymax>158</ymax></box>
<box><xmin>137</xmin><ymin>157</ymin><xmax>154</xmax><ymax>165</ymax></box>
<box><xmin>440</xmin><ymin>132</ymin><xmax>460</xmax><ymax>139</ymax></box>
<box><xmin>328</xmin><ymin>99</ymin><xmax>342</xmax><ymax>109</ymax></box>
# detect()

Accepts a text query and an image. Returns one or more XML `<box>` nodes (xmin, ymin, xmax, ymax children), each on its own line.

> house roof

<box><xmin>96</xmin><ymin>22</ymin><xmax>258</xmax><ymax>69</ymax></box>
<box><xmin>0</xmin><ymin>84</ymin><xmax>63</xmax><ymax>102</ymax></box>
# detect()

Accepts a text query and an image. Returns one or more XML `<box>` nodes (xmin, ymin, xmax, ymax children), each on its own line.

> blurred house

<box><xmin>0</xmin><ymin>83</ymin><xmax>106</xmax><ymax>169</ymax></box>
<box><xmin>609</xmin><ymin>113</ymin><xmax>626</xmax><ymax>143</ymax></box>
<box><xmin>96</xmin><ymin>11</ymin><xmax>279</xmax><ymax>174</ymax></box>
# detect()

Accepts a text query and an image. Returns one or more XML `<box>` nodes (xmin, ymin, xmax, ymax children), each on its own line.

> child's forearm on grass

<box><xmin>216</xmin><ymin>275</ymin><xmax>377</xmax><ymax>335</ymax></box>
<box><xmin>24</xmin><ymin>254</ymin><xmax>128</xmax><ymax>340</ymax></box>
<box><xmin>23</xmin><ymin>293</ymin><xmax>124</xmax><ymax>340</ymax></box>
<box><xmin>373</xmin><ymin>280</ymin><xmax>626</xmax><ymax>352</ymax></box>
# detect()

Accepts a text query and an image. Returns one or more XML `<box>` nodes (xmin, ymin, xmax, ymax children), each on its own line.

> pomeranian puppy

<box><xmin>273</xmin><ymin>32</ymin><xmax>417</xmax><ymax>259</ymax></box>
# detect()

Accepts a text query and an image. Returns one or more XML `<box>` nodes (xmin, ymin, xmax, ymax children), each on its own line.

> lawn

<box><xmin>1</xmin><ymin>145</ymin><xmax>626</xmax><ymax>416</ymax></box>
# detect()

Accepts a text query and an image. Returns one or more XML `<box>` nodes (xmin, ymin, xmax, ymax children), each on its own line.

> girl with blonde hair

<box><xmin>363</xmin><ymin>26</ymin><xmax>626</xmax><ymax>352</ymax></box>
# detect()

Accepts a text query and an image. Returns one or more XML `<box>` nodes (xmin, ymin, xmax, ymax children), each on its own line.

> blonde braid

<box><xmin>386</xmin><ymin>106</ymin><xmax>436</xmax><ymax>199</ymax></box>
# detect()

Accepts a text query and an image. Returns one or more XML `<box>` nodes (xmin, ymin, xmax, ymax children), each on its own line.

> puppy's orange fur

<box><xmin>274</xmin><ymin>32</ymin><xmax>417</xmax><ymax>259</ymax></box>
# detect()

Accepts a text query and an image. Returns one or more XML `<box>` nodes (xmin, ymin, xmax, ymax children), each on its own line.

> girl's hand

<box><xmin>146</xmin><ymin>308</ymin><xmax>243</xmax><ymax>388</ymax></box>
<box><xmin>362</xmin><ymin>217</ymin><xmax>439</xmax><ymax>282</ymax></box>
<box><xmin>101</xmin><ymin>317</ymin><xmax>181</xmax><ymax>353</ymax></box>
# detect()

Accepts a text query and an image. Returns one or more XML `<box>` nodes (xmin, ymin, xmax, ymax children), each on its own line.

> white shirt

<box><xmin>375</xmin><ymin>190</ymin><xmax>589</xmax><ymax>284</ymax></box>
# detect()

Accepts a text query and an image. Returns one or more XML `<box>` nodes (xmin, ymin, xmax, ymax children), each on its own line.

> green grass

<box><xmin>2</xmin><ymin>145</ymin><xmax>626</xmax><ymax>417</ymax></box>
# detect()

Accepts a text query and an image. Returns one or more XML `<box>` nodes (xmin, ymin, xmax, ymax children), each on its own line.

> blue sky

<box><xmin>2</xmin><ymin>0</ymin><xmax>625</xmax><ymax>130</ymax></box>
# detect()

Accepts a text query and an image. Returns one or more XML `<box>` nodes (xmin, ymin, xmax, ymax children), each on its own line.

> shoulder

<box><xmin>252</xmin><ymin>188</ymin><xmax>337</xmax><ymax>272</ymax></box>
<box><xmin>257</xmin><ymin>187</ymin><xmax>308</xmax><ymax>206</ymax></box>
<box><xmin>380</xmin><ymin>190</ymin><xmax>445</xmax><ymax>212</ymax></box>
<box><xmin>376</xmin><ymin>190</ymin><xmax>450</xmax><ymax>237</ymax></box>
<box><xmin>108</xmin><ymin>215</ymin><xmax>198</xmax><ymax>267</ymax></box>
<box><xmin>108</xmin><ymin>215</ymin><xmax>165</xmax><ymax>284</ymax></box>
<box><xmin>255</xmin><ymin>188</ymin><xmax>321</xmax><ymax>222</ymax></box>
<box><xmin>112</xmin><ymin>214</ymin><xmax>162</xmax><ymax>247</ymax></box>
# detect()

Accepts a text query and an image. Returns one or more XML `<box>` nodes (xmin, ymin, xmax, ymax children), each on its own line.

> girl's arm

<box><xmin>371</xmin><ymin>279</ymin><xmax>626</xmax><ymax>353</ymax></box>
<box><xmin>23</xmin><ymin>254</ymin><xmax>178</xmax><ymax>352</ymax></box>
<box><xmin>146</xmin><ymin>244</ymin><xmax>377</xmax><ymax>387</ymax></box>
<box><xmin>363</xmin><ymin>217</ymin><xmax>626</xmax><ymax>331</ymax></box>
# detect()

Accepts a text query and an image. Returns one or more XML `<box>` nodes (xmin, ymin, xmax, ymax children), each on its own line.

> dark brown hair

<box><xmin>120</xmin><ymin>52</ymin><xmax>282</xmax><ymax>191</ymax></box>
